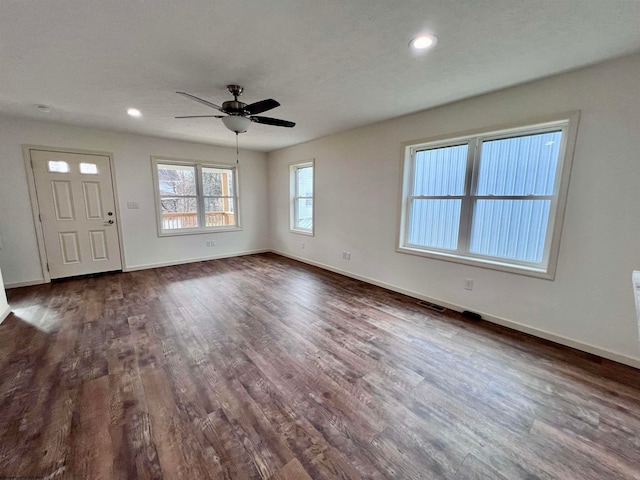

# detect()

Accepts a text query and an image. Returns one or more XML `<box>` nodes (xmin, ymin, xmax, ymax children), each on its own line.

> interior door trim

<box><xmin>22</xmin><ymin>145</ymin><xmax>126</xmax><ymax>283</ymax></box>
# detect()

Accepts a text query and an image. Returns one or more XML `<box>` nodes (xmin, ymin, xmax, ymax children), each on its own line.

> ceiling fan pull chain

<box><xmin>236</xmin><ymin>132</ymin><xmax>239</xmax><ymax>164</ymax></box>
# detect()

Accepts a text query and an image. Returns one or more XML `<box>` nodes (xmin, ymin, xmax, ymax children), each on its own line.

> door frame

<box><xmin>22</xmin><ymin>145</ymin><xmax>126</xmax><ymax>283</ymax></box>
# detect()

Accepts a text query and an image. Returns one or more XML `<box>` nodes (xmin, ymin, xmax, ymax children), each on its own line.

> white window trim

<box><xmin>152</xmin><ymin>156</ymin><xmax>241</xmax><ymax>237</ymax></box>
<box><xmin>289</xmin><ymin>159</ymin><xmax>315</xmax><ymax>236</ymax></box>
<box><xmin>397</xmin><ymin>111</ymin><xmax>580</xmax><ymax>279</ymax></box>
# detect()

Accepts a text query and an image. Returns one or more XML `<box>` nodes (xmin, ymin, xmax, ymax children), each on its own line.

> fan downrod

<box><xmin>222</xmin><ymin>85</ymin><xmax>246</xmax><ymax>114</ymax></box>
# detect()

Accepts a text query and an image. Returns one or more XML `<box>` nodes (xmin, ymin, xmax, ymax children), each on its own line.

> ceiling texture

<box><xmin>1</xmin><ymin>0</ymin><xmax>640</xmax><ymax>152</ymax></box>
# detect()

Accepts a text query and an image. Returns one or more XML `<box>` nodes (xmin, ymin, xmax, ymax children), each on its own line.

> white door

<box><xmin>30</xmin><ymin>149</ymin><xmax>122</xmax><ymax>279</ymax></box>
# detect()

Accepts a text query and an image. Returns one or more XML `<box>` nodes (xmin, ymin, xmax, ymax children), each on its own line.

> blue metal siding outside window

<box><xmin>475</xmin><ymin>132</ymin><xmax>560</xmax><ymax>196</ymax></box>
<box><xmin>404</xmin><ymin>125</ymin><xmax>567</xmax><ymax>272</ymax></box>
<box><xmin>470</xmin><ymin>131</ymin><xmax>562</xmax><ymax>263</ymax></box>
<box><xmin>407</xmin><ymin>144</ymin><xmax>467</xmax><ymax>250</ymax></box>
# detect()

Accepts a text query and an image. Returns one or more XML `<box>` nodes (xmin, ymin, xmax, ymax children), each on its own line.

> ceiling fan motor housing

<box><xmin>222</xmin><ymin>100</ymin><xmax>247</xmax><ymax>115</ymax></box>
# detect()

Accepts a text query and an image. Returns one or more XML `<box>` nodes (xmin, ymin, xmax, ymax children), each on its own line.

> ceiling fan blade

<box><xmin>250</xmin><ymin>116</ymin><xmax>295</xmax><ymax>128</ymax></box>
<box><xmin>244</xmin><ymin>98</ymin><xmax>280</xmax><ymax>115</ymax></box>
<box><xmin>175</xmin><ymin>115</ymin><xmax>225</xmax><ymax>119</ymax></box>
<box><xmin>176</xmin><ymin>92</ymin><xmax>223</xmax><ymax>111</ymax></box>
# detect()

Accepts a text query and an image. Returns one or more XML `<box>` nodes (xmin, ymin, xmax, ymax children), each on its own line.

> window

<box><xmin>290</xmin><ymin>160</ymin><xmax>314</xmax><ymax>235</ymax></box>
<box><xmin>48</xmin><ymin>160</ymin><xmax>69</xmax><ymax>173</ymax></box>
<box><xmin>398</xmin><ymin>113</ymin><xmax>579</xmax><ymax>278</ymax></box>
<box><xmin>79</xmin><ymin>162</ymin><xmax>98</xmax><ymax>174</ymax></box>
<box><xmin>152</xmin><ymin>157</ymin><xmax>240</xmax><ymax>236</ymax></box>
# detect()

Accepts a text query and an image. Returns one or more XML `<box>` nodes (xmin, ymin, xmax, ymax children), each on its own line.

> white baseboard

<box><xmin>271</xmin><ymin>249</ymin><xmax>640</xmax><ymax>369</ymax></box>
<box><xmin>125</xmin><ymin>248</ymin><xmax>270</xmax><ymax>272</ymax></box>
<box><xmin>0</xmin><ymin>304</ymin><xmax>10</xmax><ymax>324</ymax></box>
<box><xmin>5</xmin><ymin>249</ymin><xmax>270</xmax><ymax>285</ymax></box>
<box><xmin>5</xmin><ymin>279</ymin><xmax>45</xmax><ymax>289</ymax></box>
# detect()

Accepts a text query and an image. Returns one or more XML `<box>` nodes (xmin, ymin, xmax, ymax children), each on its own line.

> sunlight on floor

<box><xmin>10</xmin><ymin>305</ymin><xmax>61</xmax><ymax>333</ymax></box>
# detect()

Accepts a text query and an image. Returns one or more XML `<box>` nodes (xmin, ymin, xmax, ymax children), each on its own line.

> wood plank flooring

<box><xmin>1</xmin><ymin>253</ymin><xmax>639</xmax><ymax>479</ymax></box>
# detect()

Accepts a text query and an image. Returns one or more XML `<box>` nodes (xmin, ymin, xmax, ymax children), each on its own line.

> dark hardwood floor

<box><xmin>1</xmin><ymin>253</ymin><xmax>639</xmax><ymax>479</ymax></box>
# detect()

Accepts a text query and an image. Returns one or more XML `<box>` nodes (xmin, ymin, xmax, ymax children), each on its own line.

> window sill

<box><xmin>397</xmin><ymin>245</ymin><xmax>554</xmax><ymax>280</ymax></box>
<box><xmin>158</xmin><ymin>226</ymin><xmax>242</xmax><ymax>237</ymax></box>
<box><xmin>290</xmin><ymin>228</ymin><xmax>314</xmax><ymax>237</ymax></box>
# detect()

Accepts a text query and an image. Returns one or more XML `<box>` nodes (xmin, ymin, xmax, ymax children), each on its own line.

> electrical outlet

<box><xmin>301</xmin><ymin>242</ymin><xmax>305</xmax><ymax>249</ymax></box>
<box><xmin>342</xmin><ymin>251</ymin><xmax>351</xmax><ymax>260</ymax></box>
<box><xmin>206</xmin><ymin>240</ymin><xmax>215</xmax><ymax>247</ymax></box>
<box><xmin>464</xmin><ymin>278</ymin><xmax>473</xmax><ymax>290</ymax></box>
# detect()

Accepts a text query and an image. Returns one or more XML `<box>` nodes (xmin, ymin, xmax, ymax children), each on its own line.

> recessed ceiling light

<box><xmin>127</xmin><ymin>108</ymin><xmax>142</xmax><ymax>118</ymax></box>
<box><xmin>409</xmin><ymin>34</ymin><xmax>437</xmax><ymax>52</ymax></box>
<box><xmin>36</xmin><ymin>104</ymin><xmax>51</xmax><ymax>113</ymax></box>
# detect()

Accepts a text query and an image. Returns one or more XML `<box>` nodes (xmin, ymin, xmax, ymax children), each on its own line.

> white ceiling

<box><xmin>1</xmin><ymin>1</ymin><xmax>639</xmax><ymax>152</ymax></box>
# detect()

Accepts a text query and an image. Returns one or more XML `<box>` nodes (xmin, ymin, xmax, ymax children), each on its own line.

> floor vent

<box><xmin>417</xmin><ymin>300</ymin><xmax>446</xmax><ymax>312</ymax></box>
<box><xmin>462</xmin><ymin>310</ymin><xmax>482</xmax><ymax>321</ymax></box>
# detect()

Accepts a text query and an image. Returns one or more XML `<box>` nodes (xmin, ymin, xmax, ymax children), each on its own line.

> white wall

<box><xmin>2</xmin><ymin>55</ymin><xmax>639</xmax><ymax>367</ymax></box>
<box><xmin>0</xmin><ymin>119</ymin><xmax>269</xmax><ymax>286</ymax></box>
<box><xmin>268</xmin><ymin>53</ymin><xmax>640</xmax><ymax>366</ymax></box>
<box><xmin>0</xmin><ymin>267</ymin><xmax>9</xmax><ymax>323</ymax></box>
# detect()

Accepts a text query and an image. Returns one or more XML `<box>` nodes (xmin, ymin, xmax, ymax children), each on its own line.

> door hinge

<box><xmin>39</xmin><ymin>213</ymin><xmax>42</xmax><ymax>222</ymax></box>
<box><xmin>46</xmin><ymin>263</ymin><xmax>50</xmax><ymax>272</ymax></box>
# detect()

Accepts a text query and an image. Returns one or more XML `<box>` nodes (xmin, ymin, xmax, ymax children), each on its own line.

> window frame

<box><xmin>397</xmin><ymin>112</ymin><xmax>579</xmax><ymax>279</ymax></box>
<box><xmin>289</xmin><ymin>159</ymin><xmax>315</xmax><ymax>236</ymax></box>
<box><xmin>151</xmin><ymin>156</ymin><xmax>241</xmax><ymax>237</ymax></box>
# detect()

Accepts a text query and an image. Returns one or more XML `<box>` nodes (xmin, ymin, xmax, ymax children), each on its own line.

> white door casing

<box><xmin>30</xmin><ymin>149</ymin><xmax>123</xmax><ymax>279</ymax></box>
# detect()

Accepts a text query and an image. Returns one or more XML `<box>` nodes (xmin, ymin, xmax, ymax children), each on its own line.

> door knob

<box><xmin>104</xmin><ymin>219</ymin><xmax>114</xmax><ymax>225</ymax></box>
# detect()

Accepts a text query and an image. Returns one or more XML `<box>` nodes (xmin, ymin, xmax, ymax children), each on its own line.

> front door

<box><xmin>30</xmin><ymin>149</ymin><xmax>122</xmax><ymax>279</ymax></box>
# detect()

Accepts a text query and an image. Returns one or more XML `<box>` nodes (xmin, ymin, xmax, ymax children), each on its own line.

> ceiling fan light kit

<box><xmin>222</xmin><ymin>115</ymin><xmax>250</xmax><ymax>133</ymax></box>
<box><xmin>176</xmin><ymin>85</ymin><xmax>295</xmax><ymax>134</ymax></box>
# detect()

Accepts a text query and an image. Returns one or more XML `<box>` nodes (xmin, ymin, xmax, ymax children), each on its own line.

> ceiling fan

<box><xmin>175</xmin><ymin>85</ymin><xmax>295</xmax><ymax>134</ymax></box>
